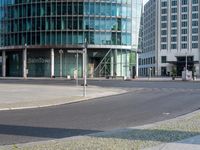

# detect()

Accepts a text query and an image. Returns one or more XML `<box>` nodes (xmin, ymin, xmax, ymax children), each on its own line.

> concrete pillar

<box><xmin>110</xmin><ymin>50</ymin><xmax>114</xmax><ymax>76</ymax></box>
<box><xmin>51</xmin><ymin>48</ymin><xmax>55</xmax><ymax>78</ymax></box>
<box><xmin>2</xmin><ymin>51</ymin><xmax>6</xmax><ymax>77</ymax></box>
<box><xmin>114</xmin><ymin>49</ymin><xmax>118</xmax><ymax>77</ymax></box>
<box><xmin>23</xmin><ymin>48</ymin><xmax>27</xmax><ymax>79</ymax></box>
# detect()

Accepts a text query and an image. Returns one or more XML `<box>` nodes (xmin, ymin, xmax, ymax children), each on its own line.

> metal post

<box><xmin>76</xmin><ymin>51</ymin><xmax>79</xmax><ymax>86</ymax></box>
<box><xmin>59</xmin><ymin>49</ymin><xmax>63</xmax><ymax>78</ymax></box>
<box><xmin>23</xmin><ymin>44</ymin><xmax>27</xmax><ymax>79</ymax></box>
<box><xmin>83</xmin><ymin>48</ymin><xmax>87</xmax><ymax>97</ymax></box>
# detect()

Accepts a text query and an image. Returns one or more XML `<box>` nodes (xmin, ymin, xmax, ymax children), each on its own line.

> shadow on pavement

<box><xmin>0</xmin><ymin>124</ymin><xmax>199</xmax><ymax>144</ymax></box>
<box><xmin>0</xmin><ymin>124</ymin><xmax>101</xmax><ymax>139</ymax></box>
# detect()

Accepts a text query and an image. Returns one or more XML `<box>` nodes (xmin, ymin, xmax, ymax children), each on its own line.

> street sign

<box><xmin>67</xmin><ymin>50</ymin><xmax>83</xmax><ymax>53</ymax></box>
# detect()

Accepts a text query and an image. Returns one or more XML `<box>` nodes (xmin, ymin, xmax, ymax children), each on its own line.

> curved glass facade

<box><xmin>0</xmin><ymin>0</ymin><xmax>143</xmax><ymax>78</ymax></box>
<box><xmin>0</xmin><ymin>0</ymin><xmax>132</xmax><ymax>47</ymax></box>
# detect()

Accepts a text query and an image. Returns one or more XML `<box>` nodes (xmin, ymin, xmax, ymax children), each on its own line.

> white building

<box><xmin>139</xmin><ymin>0</ymin><xmax>200</xmax><ymax>77</ymax></box>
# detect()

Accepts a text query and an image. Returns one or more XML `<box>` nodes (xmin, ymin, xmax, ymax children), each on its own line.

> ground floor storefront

<box><xmin>0</xmin><ymin>48</ymin><xmax>136</xmax><ymax>78</ymax></box>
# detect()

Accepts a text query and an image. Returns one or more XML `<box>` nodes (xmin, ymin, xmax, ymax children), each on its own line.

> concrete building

<box><xmin>139</xmin><ymin>0</ymin><xmax>200</xmax><ymax>77</ymax></box>
<box><xmin>0</xmin><ymin>0</ymin><xmax>143</xmax><ymax>78</ymax></box>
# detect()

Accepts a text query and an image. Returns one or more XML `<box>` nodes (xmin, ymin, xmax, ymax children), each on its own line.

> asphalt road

<box><xmin>0</xmin><ymin>79</ymin><xmax>200</xmax><ymax>145</ymax></box>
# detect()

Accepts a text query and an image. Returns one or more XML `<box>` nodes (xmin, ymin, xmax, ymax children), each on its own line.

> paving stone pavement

<box><xmin>0</xmin><ymin>83</ymin><xmax>127</xmax><ymax>110</ymax></box>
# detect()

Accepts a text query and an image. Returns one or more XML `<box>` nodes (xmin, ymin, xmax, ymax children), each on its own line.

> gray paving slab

<box><xmin>144</xmin><ymin>135</ymin><xmax>200</xmax><ymax>150</ymax></box>
<box><xmin>0</xmin><ymin>83</ymin><xmax>126</xmax><ymax>110</ymax></box>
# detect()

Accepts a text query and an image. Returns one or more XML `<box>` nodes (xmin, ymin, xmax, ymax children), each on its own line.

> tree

<box><xmin>171</xmin><ymin>66</ymin><xmax>177</xmax><ymax>80</ymax></box>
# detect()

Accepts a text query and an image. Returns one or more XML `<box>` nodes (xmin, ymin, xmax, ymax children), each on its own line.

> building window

<box><xmin>182</xmin><ymin>7</ymin><xmax>188</xmax><ymax>12</ymax></box>
<box><xmin>182</xmin><ymin>36</ymin><xmax>187</xmax><ymax>41</ymax></box>
<box><xmin>192</xmin><ymin>13</ymin><xmax>198</xmax><ymax>19</ymax></box>
<box><xmin>192</xmin><ymin>28</ymin><xmax>198</xmax><ymax>34</ymax></box>
<box><xmin>161</xmin><ymin>16</ymin><xmax>167</xmax><ymax>21</ymax></box>
<box><xmin>182</xmin><ymin>43</ymin><xmax>187</xmax><ymax>49</ymax></box>
<box><xmin>171</xmin><ymin>22</ymin><xmax>177</xmax><ymax>27</ymax></box>
<box><xmin>161</xmin><ymin>37</ymin><xmax>167</xmax><ymax>42</ymax></box>
<box><xmin>171</xmin><ymin>8</ymin><xmax>177</xmax><ymax>13</ymax></box>
<box><xmin>161</xmin><ymin>23</ymin><xmax>167</xmax><ymax>28</ymax></box>
<box><xmin>192</xmin><ymin>21</ymin><xmax>198</xmax><ymax>27</ymax></box>
<box><xmin>182</xmin><ymin>0</ymin><xmax>188</xmax><ymax>5</ymax></box>
<box><xmin>171</xmin><ymin>44</ymin><xmax>177</xmax><ymax>49</ymax></box>
<box><xmin>182</xmin><ymin>21</ymin><xmax>188</xmax><ymax>27</ymax></box>
<box><xmin>171</xmin><ymin>15</ymin><xmax>177</xmax><ymax>20</ymax></box>
<box><xmin>192</xmin><ymin>6</ymin><xmax>198</xmax><ymax>12</ymax></box>
<box><xmin>172</xmin><ymin>1</ymin><xmax>177</xmax><ymax>6</ymax></box>
<box><xmin>182</xmin><ymin>14</ymin><xmax>188</xmax><ymax>20</ymax></box>
<box><xmin>192</xmin><ymin>43</ymin><xmax>198</xmax><ymax>48</ymax></box>
<box><xmin>182</xmin><ymin>29</ymin><xmax>187</xmax><ymax>34</ymax></box>
<box><xmin>192</xmin><ymin>36</ymin><xmax>198</xmax><ymax>41</ymax></box>
<box><xmin>161</xmin><ymin>2</ymin><xmax>168</xmax><ymax>7</ymax></box>
<box><xmin>161</xmin><ymin>56</ymin><xmax>167</xmax><ymax>63</ymax></box>
<box><xmin>161</xmin><ymin>44</ymin><xmax>167</xmax><ymax>50</ymax></box>
<box><xmin>161</xmin><ymin>9</ymin><xmax>167</xmax><ymax>14</ymax></box>
<box><xmin>171</xmin><ymin>36</ymin><xmax>177</xmax><ymax>42</ymax></box>
<box><xmin>161</xmin><ymin>30</ymin><xmax>167</xmax><ymax>35</ymax></box>
<box><xmin>192</xmin><ymin>0</ymin><xmax>198</xmax><ymax>4</ymax></box>
<box><xmin>171</xmin><ymin>29</ymin><xmax>177</xmax><ymax>35</ymax></box>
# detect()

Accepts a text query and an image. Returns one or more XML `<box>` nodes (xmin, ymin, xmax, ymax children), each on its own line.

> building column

<box><xmin>23</xmin><ymin>48</ymin><xmax>27</xmax><ymax>79</ymax></box>
<box><xmin>2</xmin><ymin>51</ymin><xmax>6</xmax><ymax>77</ymax></box>
<box><xmin>114</xmin><ymin>49</ymin><xmax>118</xmax><ymax>76</ymax></box>
<box><xmin>110</xmin><ymin>50</ymin><xmax>114</xmax><ymax>76</ymax></box>
<box><xmin>51</xmin><ymin>48</ymin><xmax>55</xmax><ymax>78</ymax></box>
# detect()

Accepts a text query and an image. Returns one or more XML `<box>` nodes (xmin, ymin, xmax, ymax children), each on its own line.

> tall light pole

<box><xmin>76</xmin><ymin>50</ymin><xmax>79</xmax><ymax>86</ymax></box>
<box><xmin>83</xmin><ymin>38</ymin><xmax>88</xmax><ymax>97</ymax></box>
<box><xmin>59</xmin><ymin>49</ymin><xmax>63</xmax><ymax>78</ymax></box>
<box><xmin>23</xmin><ymin>43</ymin><xmax>27</xmax><ymax>79</ymax></box>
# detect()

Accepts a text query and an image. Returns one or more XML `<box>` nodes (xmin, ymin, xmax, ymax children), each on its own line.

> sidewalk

<box><xmin>145</xmin><ymin>135</ymin><xmax>200</xmax><ymax>150</ymax></box>
<box><xmin>134</xmin><ymin>77</ymin><xmax>200</xmax><ymax>82</ymax></box>
<box><xmin>0</xmin><ymin>83</ymin><xmax>126</xmax><ymax>111</ymax></box>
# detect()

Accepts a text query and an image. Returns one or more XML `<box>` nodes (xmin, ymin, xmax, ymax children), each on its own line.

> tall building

<box><xmin>139</xmin><ymin>0</ymin><xmax>200</xmax><ymax>77</ymax></box>
<box><xmin>0</xmin><ymin>0</ymin><xmax>143</xmax><ymax>78</ymax></box>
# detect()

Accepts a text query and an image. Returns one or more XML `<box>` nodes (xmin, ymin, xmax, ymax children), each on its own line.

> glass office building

<box><xmin>0</xmin><ymin>0</ymin><xmax>142</xmax><ymax>78</ymax></box>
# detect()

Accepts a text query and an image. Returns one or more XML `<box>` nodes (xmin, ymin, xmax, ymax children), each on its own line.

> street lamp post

<box><xmin>76</xmin><ymin>51</ymin><xmax>79</xmax><ymax>86</ymax></box>
<box><xmin>59</xmin><ymin>49</ymin><xmax>63</xmax><ymax>78</ymax></box>
<box><xmin>83</xmin><ymin>38</ymin><xmax>88</xmax><ymax>97</ymax></box>
<box><xmin>23</xmin><ymin>43</ymin><xmax>27</xmax><ymax>79</ymax></box>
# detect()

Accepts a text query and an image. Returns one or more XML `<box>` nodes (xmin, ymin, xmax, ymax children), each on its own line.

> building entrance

<box><xmin>6</xmin><ymin>51</ymin><xmax>23</xmax><ymax>77</ymax></box>
<box><xmin>176</xmin><ymin>56</ymin><xmax>194</xmax><ymax>76</ymax></box>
